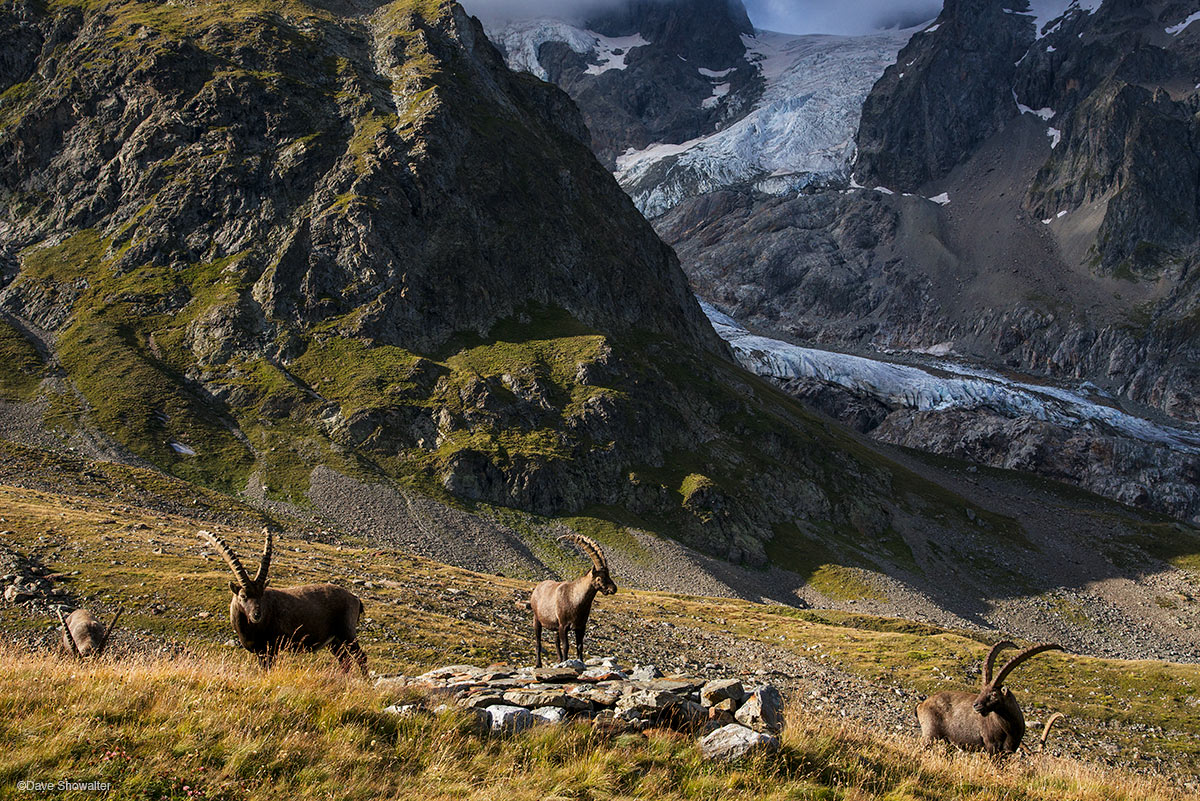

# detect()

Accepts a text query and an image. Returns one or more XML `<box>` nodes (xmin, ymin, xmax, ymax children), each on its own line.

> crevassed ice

<box><xmin>616</xmin><ymin>29</ymin><xmax>915</xmax><ymax>217</ymax></box>
<box><xmin>700</xmin><ymin>301</ymin><xmax>1200</xmax><ymax>453</ymax></box>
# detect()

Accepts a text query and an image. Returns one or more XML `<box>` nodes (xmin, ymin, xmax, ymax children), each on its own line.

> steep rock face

<box><xmin>0</xmin><ymin>0</ymin><xmax>980</xmax><ymax>568</ymax></box>
<box><xmin>854</xmin><ymin>0</ymin><xmax>1031</xmax><ymax>189</ymax></box>
<box><xmin>0</xmin><ymin>0</ymin><xmax>714</xmax><ymax>355</ymax></box>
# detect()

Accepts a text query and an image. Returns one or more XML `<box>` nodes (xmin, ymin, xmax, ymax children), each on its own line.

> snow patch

<box><xmin>923</xmin><ymin>23</ymin><xmax>940</xmax><ymax>33</ymax></box>
<box><xmin>487</xmin><ymin>20</ymin><xmax>648</xmax><ymax>81</ymax></box>
<box><xmin>1047</xmin><ymin>127</ymin><xmax>1061</xmax><ymax>148</ymax></box>
<box><xmin>873</xmin><ymin>186</ymin><xmax>894</xmax><ymax>195</ymax></box>
<box><xmin>699</xmin><ymin>67</ymin><xmax>735</xmax><ymax>78</ymax></box>
<box><xmin>1057</xmin><ymin>209</ymin><xmax>1068</xmax><ymax>218</ymax></box>
<box><xmin>929</xmin><ymin>192</ymin><xmax>950</xmax><ymax>205</ymax></box>
<box><xmin>170</xmin><ymin>442</ymin><xmax>197</xmax><ymax>456</ymax></box>
<box><xmin>585</xmin><ymin>33</ymin><xmax>651</xmax><ymax>75</ymax></box>
<box><xmin>701</xmin><ymin>302</ymin><xmax>1200</xmax><ymax>453</ymax></box>
<box><xmin>1167</xmin><ymin>11</ymin><xmax>1200</xmax><ymax>35</ymax></box>
<box><xmin>1046</xmin><ymin>44</ymin><xmax>1056</xmax><ymax>52</ymax></box>
<box><xmin>1016</xmin><ymin>0</ymin><xmax>1103</xmax><ymax>40</ymax></box>
<box><xmin>702</xmin><ymin>82</ymin><xmax>731</xmax><ymax>109</ymax></box>
<box><xmin>1014</xmin><ymin>89</ymin><xmax>1055</xmax><ymax>119</ymax></box>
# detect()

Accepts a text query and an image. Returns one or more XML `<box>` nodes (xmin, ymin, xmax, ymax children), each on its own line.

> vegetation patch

<box><xmin>0</xmin><ymin>317</ymin><xmax>45</xmax><ymax>401</ymax></box>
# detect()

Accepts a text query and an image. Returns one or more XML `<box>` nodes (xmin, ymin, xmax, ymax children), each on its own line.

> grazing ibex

<box><xmin>58</xmin><ymin>606</ymin><xmax>122</xmax><ymax>659</ymax></box>
<box><xmin>201</xmin><ymin>529</ymin><xmax>367</xmax><ymax>675</ymax></box>
<box><xmin>530</xmin><ymin>534</ymin><xmax>616</xmax><ymax>667</ymax></box>
<box><xmin>917</xmin><ymin>641</ymin><xmax>1063</xmax><ymax>754</ymax></box>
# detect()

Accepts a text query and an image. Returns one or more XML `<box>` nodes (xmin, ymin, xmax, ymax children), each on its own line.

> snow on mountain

<box><xmin>701</xmin><ymin>302</ymin><xmax>1200</xmax><ymax>453</ymax></box>
<box><xmin>1012</xmin><ymin>0</ymin><xmax>1103</xmax><ymax>39</ymax></box>
<box><xmin>614</xmin><ymin>29</ymin><xmax>914</xmax><ymax>217</ymax></box>
<box><xmin>1167</xmin><ymin>10</ymin><xmax>1200</xmax><ymax>35</ymax></box>
<box><xmin>489</xmin><ymin>19</ymin><xmax>649</xmax><ymax>82</ymax></box>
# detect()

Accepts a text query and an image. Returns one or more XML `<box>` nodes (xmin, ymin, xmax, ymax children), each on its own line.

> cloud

<box><xmin>461</xmin><ymin>0</ymin><xmax>944</xmax><ymax>35</ymax></box>
<box><xmin>741</xmin><ymin>0</ymin><xmax>942</xmax><ymax>34</ymax></box>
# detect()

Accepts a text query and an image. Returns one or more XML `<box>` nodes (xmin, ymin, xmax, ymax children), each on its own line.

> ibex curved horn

<box><xmin>98</xmin><ymin>607</ymin><xmax>123</xmax><ymax>655</ymax></box>
<box><xmin>201</xmin><ymin>530</ymin><xmax>252</xmax><ymax>589</ymax></box>
<box><xmin>252</xmin><ymin>528</ymin><xmax>273</xmax><ymax>586</ymax></box>
<box><xmin>993</xmin><ymin>643</ymin><xmax>1063</xmax><ymax>688</ymax></box>
<box><xmin>557</xmin><ymin>533</ymin><xmax>606</xmax><ymax>571</ymax></box>
<box><xmin>1040</xmin><ymin>712</ymin><xmax>1065</xmax><ymax>750</ymax></box>
<box><xmin>58</xmin><ymin>608</ymin><xmax>81</xmax><ymax>657</ymax></box>
<box><xmin>983</xmin><ymin>640</ymin><xmax>1016</xmax><ymax>685</ymax></box>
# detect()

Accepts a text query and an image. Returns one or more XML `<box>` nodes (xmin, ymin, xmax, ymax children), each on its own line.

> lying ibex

<box><xmin>530</xmin><ymin>534</ymin><xmax>616</xmax><ymax>667</ymax></box>
<box><xmin>201</xmin><ymin>529</ymin><xmax>367</xmax><ymax>675</ymax></box>
<box><xmin>917</xmin><ymin>641</ymin><xmax>1063</xmax><ymax>754</ymax></box>
<box><xmin>58</xmin><ymin>606</ymin><xmax>122</xmax><ymax>658</ymax></box>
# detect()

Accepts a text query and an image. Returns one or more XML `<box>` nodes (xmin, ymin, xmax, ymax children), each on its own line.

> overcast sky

<box><xmin>463</xmin><ymin>0</ymin><xmax>944</xmax><ymax>35</ymax></box>
<box><xmin>744</xmin><ymin>0</ymin><xmax>942</xmax><ymax>34</ymax></box>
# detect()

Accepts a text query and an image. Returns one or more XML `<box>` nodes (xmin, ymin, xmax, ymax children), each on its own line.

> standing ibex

<box><xmin>530</xmin><ymin>534</ymin><xmax>616</xmax><ymax>667</ymax></box>
<box><xmin>58</xmin><ymin>607</ymin><xmax>122</xmax><ymax>658</ymax></box>
<box><xmin>917</xmin><ymin>641</ymin><xmax>1063</xmax><ymax>754</ymax></box>
<box><xmin>201</xmin><ymin>529</ymin><xmax>367</xmax><ymax>675</ymax></box>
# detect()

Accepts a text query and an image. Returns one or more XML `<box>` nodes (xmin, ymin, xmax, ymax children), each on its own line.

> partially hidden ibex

<box><xmin>58</xmin><ymin>606</ymin><xmax>122</xmax><ymax>658</ymax></box>
<box><xmin>530</xmin><ymin>533</ymin><xmax>616</xmax><ymax>667</ymax></box>
<box><xmin>201</xmin><ymin>529</ymin><xmax>367</xmax><ymax>675</ymax></box>
<box><xmin>917</xmin><ymin>641</ymin><xmax>1063</xmax><ymax>754</ymax></box>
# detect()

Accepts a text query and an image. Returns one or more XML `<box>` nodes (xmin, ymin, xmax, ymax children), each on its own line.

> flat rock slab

<box><xmin>503</xmin><ymin>688</ymin><xmax>590</xmax><ymax>711</ymax></box>
<box><xmin>634</xmin><ymin>678</ymin><xmax>702</xmax><ymax>694</ymax></box>
<box><xmin>700</xmin><ymin>723</ymin><xmax>780</xmax><ymax>761</ymax></box>
<box><xmin>531</xmin><ymin>666</ymin><xmax>581</xmax><ymax>683</ymax></box>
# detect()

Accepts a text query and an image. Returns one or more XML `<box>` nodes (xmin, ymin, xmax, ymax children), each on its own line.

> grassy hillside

<box><xmin>0</xmin><ymin>649</ymin><xmax>1186</xmax><ymax>801</ymax></box>
<box><xmin>0</xmin><ymin>468</ymin><xmax>1198</xmax><ymax>797</ymax></box>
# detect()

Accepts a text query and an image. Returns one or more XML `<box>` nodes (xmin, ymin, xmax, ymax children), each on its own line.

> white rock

<box><xmin>486</xmin><ymin>704</ymin><xmax>535</xmax><ymax>733</ymax></box>
<box><xmin>530</xmin><ymin>706</ymin><xmax>567</xmax><ymax>724</ymax></box>
<box><xmin>699</xmin><ymin>723</ymin><xmax>780</xmax><ymax>760</ymax></box>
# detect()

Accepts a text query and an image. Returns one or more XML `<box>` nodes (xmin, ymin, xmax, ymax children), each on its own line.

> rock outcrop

<box><xmin>377</xmin><ymin>658</ymin><xmax>786</xmax><ymax>741</ymax></box>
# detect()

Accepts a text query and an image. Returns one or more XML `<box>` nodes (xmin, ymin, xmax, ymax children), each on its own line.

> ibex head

<box><xmin>973</xmin><ymin>641</ymin><xmax>1062</xmax><ymax>715</ymax></box>
<box><xmin>558</xmin><ymin>533</ymin><xmax>616</xmax><ymax>595</ymax></box>
<box><xmin>203</xmin><ymin>528</ymin><xmax>273</xmax><ymax>624</ymax></box>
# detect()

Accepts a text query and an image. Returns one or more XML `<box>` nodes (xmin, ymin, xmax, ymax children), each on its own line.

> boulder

<box><xmin>701</xmin><ymin>678</ymin><xmax>745</xmax><ymax>707</ymax></box>
<box><xmin>615</xmin><ymin>687</ymin><xmax>683</xmax><ymax>720</ymax></box>
<box><xmin>699</xmin><ymin>723</ymin><xmax>780</xmax><ymax>761</ymax></box>
<box><xmin>735</xmin><ymin>685</ymin><xmax>784</xmax><ymax>733</ymax></box>
<box><xmin>530</xmin><ymin>706</ymin><xmax>568</xmax><ymax>724</ymax></box>
<box><xmin>531</xmin><ymin>666</ymin><xmax>581</xmax><ymax>683</ymax></box>
<box><xmin>485</xmin><ymin>705</ymin><xmax>535</xmax><ymax>733</ymax></box>
<box><xmin>630</xmin><ymin>664</ymin><xmax>662</xmax><ymax>680</ymax></box>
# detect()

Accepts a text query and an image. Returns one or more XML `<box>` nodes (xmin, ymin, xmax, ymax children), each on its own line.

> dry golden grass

<box><xmin>0</xmin><ymin>647</ymin><xmax>1189</xmax><ymax>801</ymax></box>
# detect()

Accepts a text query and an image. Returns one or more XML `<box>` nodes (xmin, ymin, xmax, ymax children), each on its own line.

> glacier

<box><xmin>701</xmin><ymin>302</ymin><xmax>1200</xmax><ymax>453</ymax></box>
<box><xmin>616</xmin><ymin>29</ymin><xmax>915</xmax><ymax>217</ymax></box>
<box><xmin>486</xmin><ymin>16</ymin><xmax>917</xmax><ymax>219</ymax></box>
<box><xmin>488</xmin><ymin>19</ymin><xmax>649</xmax><ymax>82</ymax></box>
